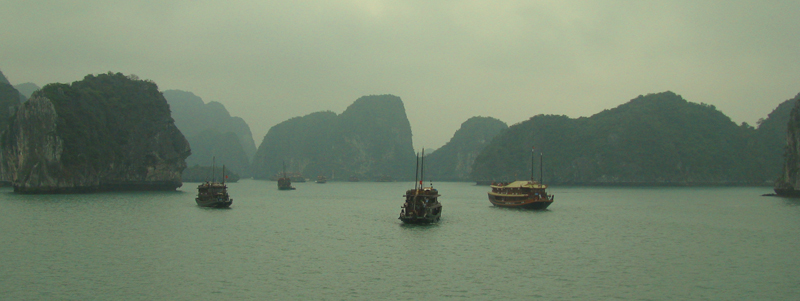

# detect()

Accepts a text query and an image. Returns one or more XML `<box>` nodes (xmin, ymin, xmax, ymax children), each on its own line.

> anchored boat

<box><xmin>195</xmin><ymin>159</ymin><xmax>233</xmax><ymax>208</ymax></box>
<box><xmin>399</xmin><ymin>150</ymin><xmax>442</xmax><ymax>224</ymax></box>
<box><xmin>487</xmin><ymin>147</ymin><xmax>553</xmax><ymax>210</ymax></box>
<box><xmin>278</xmin><ymin>162</ymin><xmax>295</xmax><ymax>190</ymax></box>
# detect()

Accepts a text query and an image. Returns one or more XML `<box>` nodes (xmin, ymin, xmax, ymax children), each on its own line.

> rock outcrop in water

<box><xmin>1</xmin><ymin>72</ymin><xmax>190</xmax><ymax>193</ymax></box>
<box><xmin>425</xmin><ymin>116</ymin><xmax>507</xmax><ymax>181</ymax></box>
<box><xmin>251</xmin><ymin>94</ymin><xmax>415</xmax><ymax>181</ymax></box>
<box><xmin>774</xmin><ymin>93</ymin><xmax>800</xmax><ymax>195</ymax></box>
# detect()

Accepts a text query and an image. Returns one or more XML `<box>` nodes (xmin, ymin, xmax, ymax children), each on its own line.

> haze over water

<box><xmin>1</xmin><ymin>181</ymin><xmax>798</xmax><ymax>299</ymax></box>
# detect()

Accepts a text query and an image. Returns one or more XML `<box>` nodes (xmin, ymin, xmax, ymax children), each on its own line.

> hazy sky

<box><xmin>2</xmin><ymin>1</ymin><xmax>798</xmax><ymax>149</ymax></box>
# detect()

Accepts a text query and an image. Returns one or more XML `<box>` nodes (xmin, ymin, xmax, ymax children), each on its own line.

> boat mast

<box><xmin>540</xmin><ymin>152</ymin><xmax>543</xmax><ymax>184</ymax></box>
<box><xmin>414</xmin><ymin>152</ymin><xmax>420</xmax><ymax>190</ymax></box>
<box><xmin>212</xmin><ymin>156</ymin><xmax>216</xmax><ymax>183</ymax></box>
<box><xmin>530</xmin><ymin>146</ymin><xmax>534</xmax><ymax>183</ymax></box>
<box><xmin>222</xmin><ymin>165</ymin><xmax>226</xmax><ymax>184</ymax></box>
<box><xmin>420</xmin><ymin>149</ymin><xmax>425</xmax><ymax>188</ymax></box>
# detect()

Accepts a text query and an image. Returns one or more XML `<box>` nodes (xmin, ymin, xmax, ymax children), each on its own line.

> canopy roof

<box><xmin>491</xmin><ymin>180</ymin><xmax>547</xmax><ymax>189</ymax></box>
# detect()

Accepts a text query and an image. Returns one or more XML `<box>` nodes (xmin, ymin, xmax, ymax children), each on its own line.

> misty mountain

<box><xmin>14</xmin><ymin>82</ymin><xmax>40</xmax><ymax>99</ymax></box>
<box><xmin>471</xmin><ymin>91</ymin><xmax>772</xmax><ymax>185</ymax></box>
<box><xmin>251</xmin><ymin>94</ymin><xmax>415</xmax><ymax>181</ymax></box>
<box><xmin>425</xmin><ymin>116</ymin><xmax>508</xmax><ymax>181</ymax></box>
<box><xmin>163</xmin><ymin>90</ymin><xmax>256</xmax><ymax>177</ymax></box>
<box><xmin>182</xmin><ymin>164</ymin><xmax>241</xmax><ymax>183</ymax></box>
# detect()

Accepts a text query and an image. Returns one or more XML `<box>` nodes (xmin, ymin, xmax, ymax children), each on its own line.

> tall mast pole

<box><xmin>212</xmin><ymin>156</ymin><xmax>216</xmax><ymax>182</ymax></box>
<box><xmin>414</xmin><ymin>152</ymin><xmax>419</xmax><ymax>190</ymax></box>
<box><xmin>420</xmin><ymin>149</ymin><xmax>425</xmax><ymax>188</ymax></box>
<box><xmin>530</xmin><ymin>146</ymin><xmax>534</xmax><ymax>182</ymax></box>
<box><xmin>540</xmin><ymin>152</ymin><xmax>543</xmax><ymax>184</ymax></box>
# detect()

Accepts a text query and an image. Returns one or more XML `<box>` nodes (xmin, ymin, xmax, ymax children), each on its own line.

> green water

<box><xmin>1</xmin><ymin>180</ymin><xmax>798</xmax><ymax>300</ymax></box>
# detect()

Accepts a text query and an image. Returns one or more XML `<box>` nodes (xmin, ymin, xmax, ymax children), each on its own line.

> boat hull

<box><xmin>195</xmin><ymin>197</ymin><xmax>233</xmax><ymax>208</ymax></box>
<box><xmin>399</xmin><ymin>214</ymin><xmax>440</xmax><ymax>224</ymax></box>
<box><xmin>488</xmin><ymin>193</ymin><xmax>552</xmax><ymax>210</ymax></box>
<box><xmin>399</xmin><ymin>194</ymin><xmax>442</xmax><ymax>224</ymax></box>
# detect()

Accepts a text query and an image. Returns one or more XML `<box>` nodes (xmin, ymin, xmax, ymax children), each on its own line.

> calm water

<box><xmin>1</xmin><ymin>180</ymin><xmax>798</xmax><ymax>300</ymax></box>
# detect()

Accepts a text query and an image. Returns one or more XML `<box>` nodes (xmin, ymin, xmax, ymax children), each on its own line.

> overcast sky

<box><xmin>2</xmin><ymin>1</ymin><xmax>798</xmax><ymax>149</ymax></box>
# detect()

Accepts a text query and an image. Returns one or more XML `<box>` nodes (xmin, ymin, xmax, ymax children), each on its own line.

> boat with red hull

<box><xmin>488</xmin><ymin>180</ymin><xmax>552</xmax><ymax>209</ymax></box>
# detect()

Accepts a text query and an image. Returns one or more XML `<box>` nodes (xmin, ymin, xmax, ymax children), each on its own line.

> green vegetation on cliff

<box><xmin>37</xmin><ymin>73</ymin><xmax>177</xmax><ymax>169</ymax></box>
<box><xmin>753</xmin><ymin>96</ymin><xmax>796</xmax><ymax>180</ymax></box>
<box><xmin>774</xmin><ymin>93</ymin><xmax>800</xmax><ymax>192</ymax></box>
<box><xmin>3</xmin><ymin>72</ymin><xmax>190</xmax><ymax>192</ymax></box>
<box><xmin>0</xmin><ymin>74</ymin><xmax>22</xmax><ymax>133</ymax></box>
<box><xmin>472</xmin><ymin>91</ymin><xmax>769</xmax><ymax>185</ymax></box>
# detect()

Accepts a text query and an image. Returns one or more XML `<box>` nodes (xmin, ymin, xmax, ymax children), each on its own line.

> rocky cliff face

<box><xmin>425</xmin><ymin>116</ymin><xmax>507</xmax><ymax>181</ymax></box>
<box><xmin>1</xmin><ymin>72</ymin><xmax>190</xmax><ymax>193</ymax></box>
<box><xmin>775</xmin><ymin>94</ymin><xmax>800</xmax><ymax>195</ymax></box>
<box><xmin>252</xmin><ymin>94</ymin><xmax>415</xmax><ymax>181</ymax></box>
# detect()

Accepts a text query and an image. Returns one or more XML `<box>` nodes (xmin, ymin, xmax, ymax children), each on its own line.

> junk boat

<box><xmin>399</xmin><ymin>150</ymin><xmax>442</xmax><ymax>224</ymax></box>
<box><xmin>487</xmin><ymin>147</ymin><xmax>553</xmax><ymax>210</ymax></box>
<box><xmin>278</xmin><ymin>162</ymin><xmax>295</xmax><ymax>190</ymax></box>
<box><xmin>195</xmin><ymin>160</ymin><xmax>233</xmax><ymax>208</ymax></box>
<box><xmin>315</xmin><ymin>175</ymin><xmax>327</xmax><ymax>183</ymax></box>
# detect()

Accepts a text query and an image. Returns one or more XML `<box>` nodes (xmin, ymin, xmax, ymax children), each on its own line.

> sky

<box><xmin>2</xmin><ymin>1</ymin><xmax>798</xmax><ymax>149</ymax></box>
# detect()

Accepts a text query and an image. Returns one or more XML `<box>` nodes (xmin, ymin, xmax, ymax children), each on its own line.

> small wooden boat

<box><xmin>278</xmin><ymin>162</ymin><xmax>295</xmax><ymax>190</ymax></box>
<box><xmin>196</xmin><ymin>181</ymin><xmax>233</xmax><ymax>208</ymax></box>
<box><xmin>400</xmin><ymin>186</ymin><xmax>442</xmax><ymax>224</ymax></box>
<box><xmin>315</xmin><ymin>175</ymin><xmax>327</xmax><ymax>183</ymax></box>
<box><xmin>195</xmin><ymin>160</ymin><xmax>232</xmax><ymax>208</ymax></box>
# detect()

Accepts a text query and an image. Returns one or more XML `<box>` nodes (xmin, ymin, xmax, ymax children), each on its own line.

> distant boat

<box><xmin>278</xmin><ymin>162</ymin><xmax>295</xmax><ymax>190</ymax></box>
<box><xmin>315</xmin><ymin>175</ymin><xmax>327</xmax><ymax>184</ymax></box>
<box><xmin>487</xmin><ymin>147</ymin><xmax>553</xmax><ymax>210</ymax></box>
<box><xmin>399</xmin><ymin>150</ymin><xmax>442</xmax><ymax>224</ymax></box>
<box><xmin>376</xmin><ymin>175</ymin><xmax>393</xmax><ymax>182</ymax></box>
<box><xmin>195</xmin><ymin>159</ymin><xmax>233</xmax><ymax>208</ymax></box>
<box><xmin>348</xmin><ymin>176</ymin><xmax>359</xmax><ymax>182</ymax></box>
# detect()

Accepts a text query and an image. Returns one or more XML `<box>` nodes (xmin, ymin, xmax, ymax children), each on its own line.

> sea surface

<box><xmin>1</xmin><ymin>180</ymin><xmax>798</xmax><ymax>300</ymax></box>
